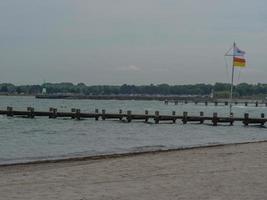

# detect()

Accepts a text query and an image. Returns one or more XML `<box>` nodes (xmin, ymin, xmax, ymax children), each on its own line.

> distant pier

<box><xmin>164</xmin><ymin>100</ymin><xmax>267</xmax><ymax>107</ymax></box>
<box><xmin>35</xmin><ymin>94</ymin><xmax>267</xmax><ymax>107</ymax></box>
<box><xmin>1</xmin><ymin>107</ymin><xmax>266</xmax><ymax>127</ymax></box>
<box><xmin>35</xmin><ymin>94</ymin><xmax>212</xmax><ymax>101</ymax></box>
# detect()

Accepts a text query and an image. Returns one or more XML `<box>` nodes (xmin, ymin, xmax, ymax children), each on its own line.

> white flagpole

<box><xmin>229</xmin><ymin>42</ymin><xmax>236</xmax><ymax>116</ymax></box>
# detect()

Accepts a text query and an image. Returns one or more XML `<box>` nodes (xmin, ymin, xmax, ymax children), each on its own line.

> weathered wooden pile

<box><xmin>0</xmin><ymin>107</ymin><xmax>266</xmax><ymax>127</ymax></box>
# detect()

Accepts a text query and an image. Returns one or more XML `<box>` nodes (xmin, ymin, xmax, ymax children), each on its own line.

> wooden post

<box><xmin>31</xmin><ymin>107</ymin><xmax>35</xmax><ymax>118</ymax></box>
<box><xmin>102</xmin><ymin>109</ymin><xmax>106</xmax><ymax>120</ymax></box>
<box><xmin>200</xmin><ymin>111</ymin><xmax>204</xmax><ymax>124</ymax></box>
<box><xmin>52</xmin><ymin>108</ymin><xmax>57</xmax><ymax>118</ymax></box>
<box><xmin>49</xmin><ymin>108</ymin><xmax>56</xmax><ymax>118</ymax></box>
<box><xmin>235</xmin><ymin>101</ymin><xmax>238</xmax><ymax>105</ymax></box>
<box><xmin>119</xmin><ymin>109</ymin><xmax>123</xmax><ymax>120</ymax></box>
<box><xmin>71</xmin><ymin>108</ymin><xmax>76</xmax><ymax>119</ymax></box>
<box><xmin>255</xmin><ymin>101</ymin><xmax>258</xmax><ymax>107</ymax></box>
<box><xmin>145</xmin><ymin>110</ymin><xmax>149</xmax><ymax>122</ymax></box>
<box><xmin>27</xmin><ymin>107</ymin><xmax>31</xmax><ymax>118</ymax></box>
<box><xmin>49</xmin><ymin>107</ymin><xmax>54</xmax><ymax>118</ymax></box>
<box><xmin>127</xmin><ymin>110</ymin><xmax>132</xmax><ymax>122</ymax></box>
<box><xmin>225</xmin><ymin>101</ymin><xmax>228</xmax><ymax>106</ymax></box>
<box><xmin>182</xmin><ymin>112</ymin><xmax>188</xmax><ymax>124</ymax></box>
<box><xmin>48</xmin><ymin>107</ymin><xmax>52</xmax><ymax>118</ymax></box>
<box><xmin>27</xmin><ymin>107</ymin><xmax>34</xmax><ymax>118</ymax></box>
<box><xmin>212</xmin><ymin>112</ymin><xmax>218</xmax><ymax>126</ymax></box>
<box><xmin>164</xmin><ymin>100</ymin><xmax>168</xmax><ymax>105</ymax></box>
<box><xmin>243</xmin><ymin>113</ymin><xmax>249</xmax><ymax>126</ymax></box>
<box><xmin>261</xmin><ymin>113</ymin><xmax>265</xmax><ymax>126</ymax></box>
<box><xmin>7</xmin><ymin>106</ymin><xmax>13</xmax><ymax>117</ymax></box>
<box><xmin>172</xmin><ymin>111</ymin><xmax>176</xmax><ymax>123</ymax></box>
<box><xmin>95</xmin><ymin>109</ymin><xmax>99</xmax><ymax>120</ymax></box>
<box><xmin>245</xmin><ymin>102</ymin><xmax>248</xmax><ymax>106</ymax></box>
<box><xmin>214</xmin><ymin>101</ymin><xmax>218</xmax><ymax>106</ymax></box>
<box><xmin>230</xmin><ymin>112</ymin><xmax>234</xmax><ymax>126</ymax></box>
<box><xmin>205</xmin><ymin>101</ymin><xmax>208</xmax><ymax>106</ymax></box>
<box><xmin>155</xmin><ymin>111</ymin><xmax>159</xmax><ymax>124</ymax></box>
<box><xmin>76</xmin><ymin>109</ymin><xmax>81</xmax><ymax>120</ymax></box>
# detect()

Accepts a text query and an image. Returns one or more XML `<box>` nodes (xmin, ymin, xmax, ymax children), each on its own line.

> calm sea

<box><xmin>0</xmin><ymin>96</ymin><xmax>266</xmax><ymax>165</ymax></box>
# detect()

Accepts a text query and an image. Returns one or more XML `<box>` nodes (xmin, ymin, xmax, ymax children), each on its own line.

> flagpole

<box><xmin>229</xmin><ymin>42</ymin><xmax>236</xmax><ymax>116</ymax></box>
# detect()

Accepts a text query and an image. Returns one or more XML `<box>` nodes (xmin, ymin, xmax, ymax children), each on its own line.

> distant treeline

<box><xmin>0</xmin><ymin>82</ymin><xmax>267</xmax><ymax>97</ymax></box>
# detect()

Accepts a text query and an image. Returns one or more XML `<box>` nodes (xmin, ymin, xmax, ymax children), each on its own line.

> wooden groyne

<box><xmin>0</xmin><ymin>107</ymin><xmax>266</xmax><ymax>126</ymax></box>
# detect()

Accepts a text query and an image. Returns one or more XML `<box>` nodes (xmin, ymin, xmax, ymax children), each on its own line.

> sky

<box><xmin>0</xmin><ymin>0</ymin><xmax>266</xmax><ymax>85</ymax></box>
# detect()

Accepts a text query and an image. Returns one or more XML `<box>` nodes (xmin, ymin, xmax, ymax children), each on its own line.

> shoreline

<box><xmin>0</xmin><ymin>94</ymin><xmax>34</xmax><ymax>97</ymax></box>
<box><xmin>1</xmin><ymin>140</ymin><xmax>266</xmax><ymax>168</ymax></box>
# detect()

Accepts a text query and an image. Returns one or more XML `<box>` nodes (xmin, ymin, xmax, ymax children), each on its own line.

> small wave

<box><xmin>0</xmin><ymin>115</ymin><xmax>9</xmax><ymax>121</ymax></box>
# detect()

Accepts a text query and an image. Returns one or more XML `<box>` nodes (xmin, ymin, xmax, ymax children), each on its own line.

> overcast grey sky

<box><xmin>0</xmin><ymin>0</ymin><xmax>266</xmax><ymax>85</ymax></box>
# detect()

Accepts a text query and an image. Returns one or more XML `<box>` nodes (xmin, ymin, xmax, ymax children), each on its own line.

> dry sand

<box><xmin>0</xmin><ymin>142</ymin><xmax>267</xmax><ymax>200</ymax></box>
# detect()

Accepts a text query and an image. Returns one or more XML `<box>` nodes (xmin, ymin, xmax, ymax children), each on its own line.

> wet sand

<box><xmin>0</xmin><ymin>141</ymin><xmax>267</xmax><ymax>200</ymax></box>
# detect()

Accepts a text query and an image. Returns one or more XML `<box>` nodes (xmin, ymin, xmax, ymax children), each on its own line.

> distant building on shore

<box><xmin>210</xmin><ymin>89</ymin><xmax>214</xmax><ymax>99</ymax></box>
<box><xmin>42</xmin><ymin>88</ymin><xmax>47</xmax><ymax>94</ymax></box>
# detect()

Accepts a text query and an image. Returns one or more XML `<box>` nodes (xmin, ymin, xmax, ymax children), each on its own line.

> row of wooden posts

<box><xmin>0</xmin><ymin>106</ymin><xmax>266</xmax><ymax>126</ymax></box>
<box><xmin>164</xmin><ymin>100</ymin><xmax>267</xmax><ymax>107</ymax></box>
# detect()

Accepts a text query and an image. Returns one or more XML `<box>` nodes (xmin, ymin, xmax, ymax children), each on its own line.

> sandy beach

<box><xmin>0</xmin><ymin>142</ymin><xmax>266</xmax><ymax>200</ymax></box>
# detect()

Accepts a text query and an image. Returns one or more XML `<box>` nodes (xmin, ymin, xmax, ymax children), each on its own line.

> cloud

<box><xmin>116</xmin><ymin>65</ymin><xmax>141</xmax><ymax>71</ymax></box>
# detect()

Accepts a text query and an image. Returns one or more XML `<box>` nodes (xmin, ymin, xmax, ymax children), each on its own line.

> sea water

<box><xmin>0</xmin><ymin>96</ymin><xmax>266</xmax><ymax>165</ymax></box>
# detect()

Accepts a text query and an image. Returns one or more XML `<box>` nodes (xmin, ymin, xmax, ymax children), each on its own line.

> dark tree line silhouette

<box><xmin>0</xmin><ymin>82</ymin><xmax>267</xmax><ymax>97</ymax></box>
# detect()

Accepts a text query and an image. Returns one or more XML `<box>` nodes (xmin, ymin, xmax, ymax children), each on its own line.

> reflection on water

<box><xmin>0</xmin><ymin>96</ymin><xmax>267</xmax><ymax>164</ymax></box>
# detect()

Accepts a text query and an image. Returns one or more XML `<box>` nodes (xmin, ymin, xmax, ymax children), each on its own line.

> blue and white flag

<box><xmin>234</xmin><ymin>46</ymin><xmax>246</xmax><ymax>56</ymax></box>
